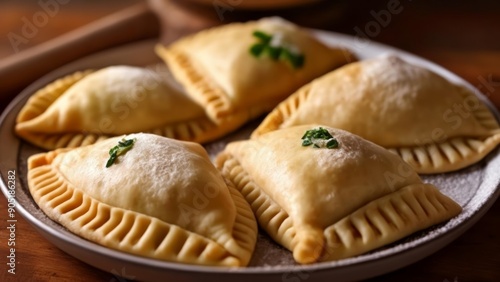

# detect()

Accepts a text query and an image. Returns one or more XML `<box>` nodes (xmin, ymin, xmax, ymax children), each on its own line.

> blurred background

<box><xmin>0</xmin><ymin>0</ymin><xmax>499</xmax><ymax>281</ymax></box>
<box><xmin>1</xmin><ymin>0</ymin><xmax>499</xmax><ymax>111</ymax></box>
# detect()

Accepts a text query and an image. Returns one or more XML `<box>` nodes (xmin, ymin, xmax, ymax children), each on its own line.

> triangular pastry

<box><xmin>15</xmin><ymin>65</ymin><xmax>257</xmax><ymax>150</ymax></box>
<box><xmin>27</xmin><ymin>133</ymin><xmax>257</xmax><ymax>266</ymax></box>
<box><xmin>216</xmin><ymin>125</ymin><xmax>461</xmax><ymax>263</ymax></box>
<box><xmin>253</xmin><ymin>56</ymin><xmax>500</xmax><ymax>173</ymax></box>
<box><xmin>156</xmin><ymin>17</ymin><xmax>355</xmax><ymax>123</ymax></box>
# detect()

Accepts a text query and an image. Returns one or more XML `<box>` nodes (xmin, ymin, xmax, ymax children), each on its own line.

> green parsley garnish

<box><xmin>106</xmin><ymin>137</ymin><xmax>137</xmax><ymax>168</ymax></box>
<box><xmin>326</xmin><ymin>138</ymin><xmax>339</xmax><ymax>149</ymax></box>
<box><xmin>249</xmin><ymin>30</ymin><xmax>305</xmax><ymax>69</ymax></box>
<box><xmin>250</xmin><ymin>43</ymin><xmax>266</xmax><ymax>57</ymax></box>
<box><xmin>252</xmin><ymin>30</ymin><xmax>272</xmax><ymax>43</ymax></box>
<box><xmin>301</xmin><ymin>127</ymin><xmax>339</xmax><ymax>149</ymax></box>
<box><xmin>281</xmin><ymin>48</ymin><xmax>305</xmax><ymax>69</ymax></box>
<box><xmin>302</xmin><ymin>127</ymin><xmax>333</xmax><ymax>140</ymax></box>
<box><xmin>302</xmin><ymin>138</ymin><xmax>313</xmax><ymax>147</ymax></box>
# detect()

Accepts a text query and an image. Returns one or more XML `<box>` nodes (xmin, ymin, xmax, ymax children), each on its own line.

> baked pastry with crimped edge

<box><xmin>216</xmin><ymin>125</ymin><xmax>461</xmax><ymax>264</ymax></box>
<box><xmin>322</xmin><ymin>183</ymin><xmax>461</xmax><ymax>261</ymax></box>
<box><xmin>27</xmin><ymin>133</ymin><xmax>257</xmax><ymax>266</ymax></box>
<box><xmin>16</xmin><ymin>69</ymin><xmax>109</xmax><ymax>149</ymax></box>
<box><xmin>252</xmin><ymin>56</ymin><xmax>500</xmax><ymax>174</ymax></box>
<box><xmin>15</xmin><ymin>66</ymin><xmax>266</xmax><ymax>150</ymax></box>
<box><xmin>156</xmin><ymin>17</ymin><xmax>355</xmax><ymax>123</ymax></box>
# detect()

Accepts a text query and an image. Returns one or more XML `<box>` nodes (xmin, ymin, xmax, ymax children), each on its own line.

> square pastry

<box><xmin>27</xmin><ymin>133</ymin><xmax>257</xmax><ymax>266</ymax></box>
<box><xmin>15</xmin><ymin>66</ymin><xmax>255</xmax><ymax>150</ymax></box>
<box><xmin>216</xmin><ymin>125</ymin><xmax>461</xmax><ymax>263</ymax></box>
<box><xmin>156</xmin><ymin>17</ymin><xmax>355</xmax><ymax>123</ymax></box>
<box><xmin>253</xmin><ymin>56</ymin><xmax>500</xmax><ymax>173</ymax></box>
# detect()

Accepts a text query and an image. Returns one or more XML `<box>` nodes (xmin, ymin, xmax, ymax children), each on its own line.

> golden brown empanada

<box><xmin>253</xmin><ymin>56</ymin><xmax>500</xmax><ymax>173</ymax></box>
<box><xmin>156</xmin><ymin>17</ymin><xmax>355</xmax><ymax>123</ymax></box>
<box><xmin>15</xmin><ymin>66</ymin><xmax>257</xmax><ymax>150</ymax></box>
<box><xmin>27</xmin><ymin>133</ymin><xmax>257</xmax><ymax>266</ymax></box>
<box><xmin>216</xmin><ymin>125</ymin><xmax>461</xmax><ymax>264</ymax></box>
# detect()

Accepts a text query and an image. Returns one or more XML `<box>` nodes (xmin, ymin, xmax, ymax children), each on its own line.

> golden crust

<box><xmin>16</xmin><ymin>70</ymin><xmax>94</xmax><ymax>124</ymax></box>
<box><xmin>216</xmin><ymin>125</ymin><xmax>461</xmax><ymax>264</ymax></box>
<box><xmin>157</xmin><ymin>46</ymin><xmax>233</xmax><ymax>122</ymax></box>
<box><xmin>387</xmin><ymin>135</ymin><xmax>500</xmax><ymax>174</ymax></box>
<box><xmin>252</xmin><ymin>57</ymin><xmax>500</xmax><ymax>173</ymax></box>
<box><xmin>15</xmin><ymin>67</ymin><xmax>262</xmax><ymax>150</ymax></box>
<box><xmin>156</xmin><ymin>17</ymin><xmax>355</xmax><ymax>123</ymax></box>
<box><xmin>27</xmin><ymin>135</ymin><xmax>257</xmax><ymax>266</ymax></box>
<box><xmin>15</xmin><ymin>70</ymin><xmax>109</xmax><ymax>149</ymax></box>
<box><xmin>322</xmin><ymin>184</ymin><xmax>461</xmax><ymax>261</ymax></box>
<box><xmin>216</xmin><ymin>151</ymin><xmax>296</xmax><ymax>251</ymax></box>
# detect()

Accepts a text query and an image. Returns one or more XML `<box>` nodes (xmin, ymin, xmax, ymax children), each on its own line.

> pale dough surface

<box><xmin>27</xmin><ymin>133</ymin><xmax>257</xmax><ymax>266</ymax></box>
<box><xmin>217</xmin><ymin>125</ymin><xmax>460</xmax><ymax>264</ymax></box>
<box><xmin>263</xmin><ymin>56</ymin><xmax>495</xmax><ymax>146</ymax></box>
<box><xmin>17</xmin><ymin>66</ymin><xmax>205</xmax><ymax>135</ymax></box>
<box><xmin>253</xmin><ymin>56</ymin><xmax>500</xmax><ymax>173</ymax></box>
<box><xmin>159</xmin><ymin>17</ymin><xmax>354</xmax><ymax>121</ymax></box>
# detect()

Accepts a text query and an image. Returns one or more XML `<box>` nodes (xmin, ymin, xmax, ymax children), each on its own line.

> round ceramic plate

<box><xmin>1</xmin><ymin>31</ymin><xmax>500</xmax><ymax>282</ymax></box>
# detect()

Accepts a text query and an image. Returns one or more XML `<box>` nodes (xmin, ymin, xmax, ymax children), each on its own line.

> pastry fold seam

<box><xmin>156</xmin><ymin>46</ymin><xmax>232</xmax><ymax>123</ymax></box>
<box><xmin>28</xmin><ymin>151</ymin><xmax>256</xmax><ymax>266</ymax></box>
<box><xmin>322</xmin><ymin>183</ymin><xmax>462</xmax><ymax>261</ymax></box>
<box><xmin>216</xmin><ymin>152</ymin><xmax>296</xmax><ymax>251</ymax></box>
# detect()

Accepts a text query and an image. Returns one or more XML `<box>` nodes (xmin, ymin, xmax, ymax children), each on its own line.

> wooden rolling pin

<box><xmin>0</xmin><ymin>2</ymin><xmax>159</xmax><ymax>111</ymax></box>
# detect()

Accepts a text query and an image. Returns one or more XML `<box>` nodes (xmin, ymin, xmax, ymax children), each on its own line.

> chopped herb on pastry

<box><xmin>216</xmin><ymin>125</ymin><xmax>461</xmax><ymax>264</ymax></box>
<box><xmin>27</xmin><ymin>133</ymin><xmax>257</xmax><ymax>266</ymax></box>
<box><xmin>253</xmin><ymin>56</ymin><xmax>500</xmax><ymax>173</ymax></box>
<box><xmin>156</xmin><ymin>17</ymin><xmax>355</xmax><ymax>123</ymax></box>
<box><xmin>15</xmin><ymin>65</ymin><xmax>255</xmax><ymax>150</ymax></box>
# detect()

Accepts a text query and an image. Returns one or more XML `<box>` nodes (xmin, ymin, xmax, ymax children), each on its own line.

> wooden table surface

<box><xmin>1</xmin><ymin>0</ymin><xmax>500</xmax><ymax>281</ymax></box>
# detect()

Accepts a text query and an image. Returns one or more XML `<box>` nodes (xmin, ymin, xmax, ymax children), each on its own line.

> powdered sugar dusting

<box><xmin>421</xmin><ymin>164</ymin><xmax>483</xmax><ymax>206</ymax></box>
<box><xmin>203</xmin><ymin>122</ymin><xmax>500</xmax><ymax>267</ymax></box>
<box><xmin>4</xmin><ymin>32</ymin><xmax>500</xmax><ymax>281</ymax></box>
